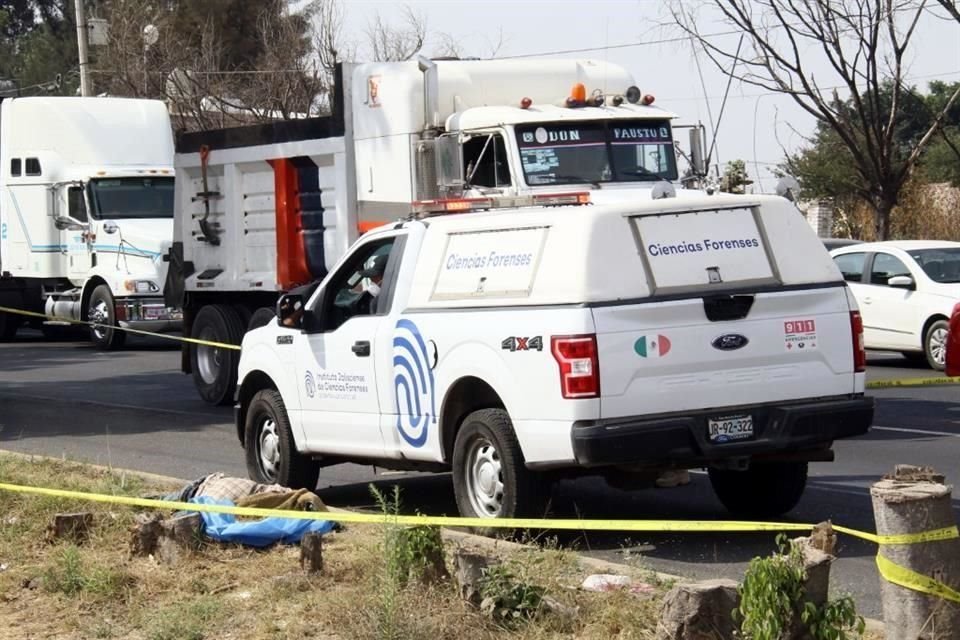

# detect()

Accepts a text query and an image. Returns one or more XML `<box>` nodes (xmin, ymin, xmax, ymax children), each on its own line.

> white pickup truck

<box><xmin>235</xmin><ymin>190</ymin><xmax>874</xmax><ymax>520</ymax></box>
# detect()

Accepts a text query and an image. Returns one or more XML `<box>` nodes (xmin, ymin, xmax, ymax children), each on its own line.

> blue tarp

<box><xmin>190</xmin><ymin>496</ymin><xmax>336</xmax><ymax>547</ymax></box>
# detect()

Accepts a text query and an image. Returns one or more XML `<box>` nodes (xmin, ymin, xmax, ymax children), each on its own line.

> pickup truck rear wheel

<box><xmin>244</xmin><ymin>389</ymin><xmax>318</xmax><ymax>489</ymax></box>
<box><xmin>709</xmin><ymin>461</ymin><xmax>808</xmax><ymax>518</ymax></box>
<box><xmin>452</xmin><ymin>408</ymin><xmax>546</xmax><ymax>521</ymax></box>
<box><xmin>191</xmin><ymin>304</ymin><xmax>244</xmax><ymax>405</ymax></box>
<box><xmin>88</xmin><ymin>284</ymin><xmax>126</xmax><ymax>350</ymax></box>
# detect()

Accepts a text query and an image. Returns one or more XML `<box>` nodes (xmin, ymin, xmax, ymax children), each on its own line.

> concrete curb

<box><xmin>0</xmin><ymin>448</ymin><xmax>887</xmax><ymax>635</ymax></box>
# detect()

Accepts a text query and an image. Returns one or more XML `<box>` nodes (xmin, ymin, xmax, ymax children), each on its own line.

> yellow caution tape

<box><xmin>1</xmin><ymin>481</ymin><xmax>957</xmax><ymax>544</ymax></box>
<box><xmin>4</xmin><ymin>480</ymin><xmax>959</xmax><ymax>603</ymax></box>
<box><xmin>0</xmin><ymin>305</ymin><xmax>240</xmax><ymax>351</ymax></box>
<box><xmin>876</xmin><ymin>553</ymin><xmax>960</xmax><ymax>605</ymax></box>
<box><xmin>832</xmin><ymin>524</ymin><xmax>960</xmax><ymax>545</ymax></box>
<box><xmin>866</xmin><ymin>376</ymin><xmax>960</xmax><ymax>389</ymax></box>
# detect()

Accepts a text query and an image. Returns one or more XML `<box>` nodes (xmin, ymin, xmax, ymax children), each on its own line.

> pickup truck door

<box><xmin>294</xmin><ymin>233</ymin><xmax>406</xmax><ymax>457</ymax></box>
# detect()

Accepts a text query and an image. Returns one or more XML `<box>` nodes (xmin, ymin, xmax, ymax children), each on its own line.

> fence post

<box><xmin>870</xmin><ymin>465</ymin><xmax>960</xmax><ymax>639</ymax></box>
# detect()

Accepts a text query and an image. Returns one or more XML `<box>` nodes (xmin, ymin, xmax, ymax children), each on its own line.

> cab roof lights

<box><xmin>557</xmin><ymin>83</ymin><xmax>649</xmax><ymax>109</ymax></box>
<box><xmin>412</xmin><ymin>192</ymin><xmax>591</xmax><ymax>217</ymax></box>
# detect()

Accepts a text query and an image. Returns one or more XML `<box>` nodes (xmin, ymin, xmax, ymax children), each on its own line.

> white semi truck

<box><xmin>165</xmin><ymin>58</ymin><xmax>707</xmax><ymax>404</ymax></box>
<box><xmin>0</xmin><ymin>97</ymin><xmax>181</xmax><ymax>348</ymax></box>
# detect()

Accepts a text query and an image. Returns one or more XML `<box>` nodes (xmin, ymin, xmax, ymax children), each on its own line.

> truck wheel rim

<box><xmin>930</xmin><ymin>327</ymin><xmax>948</xmax><ymax>366</ymax></box>
<box><xmin>89</xmin><ymin>300</ymin><xmax>110</xmax><ymax>341</ymax></box>
<box><xmin>464</xmin><ymin>436</ymin><xmax>504</xmax><ymax>517</ymax></box>
<box><xmin>257</xmin><ymin>417</ymin><xmax>280</xmax><ymax>481</ymax></box>
<box><xmin>196</xmin><ymin>328</ymin><xmax>222</xmax><ymax>385</ymax></box>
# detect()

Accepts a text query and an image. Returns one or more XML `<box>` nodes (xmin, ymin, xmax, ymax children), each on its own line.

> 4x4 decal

<box><xmin>501</xmin><ymin>336</ymin><xmax>544</xmax><ymax>352</ymax></box>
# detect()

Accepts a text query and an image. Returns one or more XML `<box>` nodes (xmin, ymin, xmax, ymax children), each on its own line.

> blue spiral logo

<box><xmin>304</xmin><ymin>371</ymin><xmax>316</xmax><ymax>399</ymax></box>
<box><xmin>393</xmin><ymin>319</ymin><xmax>436</xmax><ymax>448</ymax></box>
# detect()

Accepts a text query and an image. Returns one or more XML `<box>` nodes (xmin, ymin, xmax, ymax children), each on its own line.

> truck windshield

<box><xmin>89</xmin><ymin>177</ymin><xmax>174</xmax><ymax>220</ymax></box>
<box><xmin>515</xmin><ymin>120</ymin><xmax>677</xmax><ymax>186</ymax></box>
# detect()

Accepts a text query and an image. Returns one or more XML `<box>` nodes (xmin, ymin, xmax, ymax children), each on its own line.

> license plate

<box><xmin>708</xmin><ymin>414</ymin><xmax>754</xmax><ymax>443</ymax></box>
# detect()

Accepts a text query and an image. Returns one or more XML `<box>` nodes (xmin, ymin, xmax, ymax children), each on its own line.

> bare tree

<box><xmin>365</xmin><ymin>5</ymin><xmax>426</xmax><ymax>61</ymax></box>
<box><xmin>433</xmin><ymin>27</ymin><xmax>507</xmax><ymax>59</ymax></box>
<box><xmin>93</xmin><ymin>0</ymin><xmax>332</xmax><ymax>131</ymax></box>
<box><xmin>673</xmin><ymin>0</ymin><xmax>960</xmax><ymax>239</ymax></box>
<box><xmin>935</xmin><ymin>0</ymin><xmax>960</xmax><ymax>21</ymax></box>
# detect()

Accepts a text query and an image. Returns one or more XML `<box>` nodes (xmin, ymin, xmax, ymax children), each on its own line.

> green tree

<box><xmin>721</xmin><ymin>159</ymin><xmax>752</xmax><ymax>194</ymax></box>
<box><xmin>673</xmin><ymin>0</ymin><xmax>960</xmax><ymax>240</ymax></box>
<box><xmin>0</xmin><ymin>0</ymin><xmax>77</xmax><ymax>95</ymax></box>
<box><xmin>785</xmin><ymin>82</ymin><xmax>960</xmax><ymax>201</ymax></box>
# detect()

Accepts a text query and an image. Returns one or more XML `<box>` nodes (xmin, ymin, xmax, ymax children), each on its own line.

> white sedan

<box><xmin>830</xmin><ymin>241</ymin><xmax>960</xmax><ymax>370</ymax></box>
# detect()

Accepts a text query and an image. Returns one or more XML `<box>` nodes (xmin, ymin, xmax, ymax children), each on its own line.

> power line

<box><xmin>495</xmin><ymin>28</ymin><xmax>749</xmax><ymax>59</ymax></box>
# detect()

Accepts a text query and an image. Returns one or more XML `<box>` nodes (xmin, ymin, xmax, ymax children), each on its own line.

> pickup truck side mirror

<box><xmin>888</xmin><ymin>275</ymin><xmax>915</xmax><ymax>290</ymax></box>
<box><xmin>276</xmin><ymin>293</ymin><xmax>305</xmax><ymax>329</ymax></box>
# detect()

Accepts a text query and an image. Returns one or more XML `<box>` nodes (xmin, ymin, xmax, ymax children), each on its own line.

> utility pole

<box><xmin>74</xmin><ymin>0</ymin><xmax>91</xmax><ymax>96</ymax></box>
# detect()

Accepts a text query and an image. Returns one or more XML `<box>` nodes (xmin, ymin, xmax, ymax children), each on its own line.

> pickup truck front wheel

<box><xmin>244</xmin><ymin>389</ymin><xmax>319</xmax><ymax>489</ymax></box>
<box><xmin>708</xmin><ymin>461</ymin><xmax>808</xmax><ymax>518</ymax></box>
<box><xmin>452</xmin><ymin>408</ymin><xmax>546</xmax><ymax>521</ymax></box>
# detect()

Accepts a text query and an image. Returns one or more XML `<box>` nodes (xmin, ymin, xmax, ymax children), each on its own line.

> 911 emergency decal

<box><xmin>784</xmin><ymin>319</ymin><xmax>817</xmax><ymax>351</ymax></box>
<box><xmin>393</xmin><ymin>319</ymin><xmax>436</xmax><ymax>448</ymax></box>
<box><xmin>501</xmin><ymin>336</ymin><xmax>543</xmax><ymax>352</ymax></box>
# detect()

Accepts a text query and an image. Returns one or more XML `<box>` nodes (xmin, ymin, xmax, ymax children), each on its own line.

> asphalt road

<box><xmin>1</xmin><ymin>331</ymin><xmax>958</xmax><ymax>621</ymax></box>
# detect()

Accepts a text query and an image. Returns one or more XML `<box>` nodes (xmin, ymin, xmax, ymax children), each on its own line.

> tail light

<box><xmin>551</xmin><ymin>335</ymin><xmax>600</xmax><ymax>399</ymax></box>
<box><xmin>850</xmin><ymin>311</ymin><xmax>866</xmax><ymax>373</ymax></box>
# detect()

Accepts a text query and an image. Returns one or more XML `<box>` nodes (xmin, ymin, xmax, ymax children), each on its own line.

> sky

<box><xmin>333</xmin><ymin>0</ymin><xmax>960</xmax><ymax>194</ymax></box>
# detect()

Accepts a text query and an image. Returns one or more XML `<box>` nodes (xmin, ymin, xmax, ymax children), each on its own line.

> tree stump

<box><xmin>870</xmin><ymin>465</ymin><xmax>960</xmax><ymax>639</ymax></box>
<box><xmin>129</xmin><ymin>512</ymin><xmax>202</xmax><ymax>565</ymax></box>
<box><xmin>454</xmin><ymin>550</ymin><xmax>490</xmax><ymax>605</ymax></box>
<box><xmin>46</xmin><ymin>512</ymin><xmax>94</xmax><ymax>544</ymax></box>
<box><xmin>300</xmin><ymin>532</ymin><xmax>323</xmax><ymax>574</ymax></box>
<box><xmin>155</xmin><ymin>513</ymin><xmax>202</xmax><ymax>565</ymax></box>
<box><xmin>656</xmin><ymin>579</ymin><xmax>739</xmax><ymax>640</ymax></box>
<box><xmin>792</xmin><ymin>521</ymin><xmax>837</xmax><ymax>609</ymax></box>
<box><xmin>129</xmin><ymin>513</ymin><xmax>164</xmax><ymax>556</ymax></box>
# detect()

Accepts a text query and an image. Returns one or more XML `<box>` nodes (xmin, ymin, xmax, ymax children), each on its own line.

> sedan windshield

<box><xmin>89</xmin><ymin>177</ymin><xmax>174</xmax><ymax>220</ymax></box>
<box><xmin>908</xmin><ymin>248</ymin><xmax>960</xmax><ymax>283</ymax></box>
<box><xmin>515</xmin><ymin>119</ymin><xmax>677</xmax><ymax>187</ymax></box>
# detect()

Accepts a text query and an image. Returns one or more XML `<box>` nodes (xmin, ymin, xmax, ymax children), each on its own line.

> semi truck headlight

<box><xmin>124</xmin><ymin>280</ymin><xmax>159</xmax><ymax>293</ymax></box>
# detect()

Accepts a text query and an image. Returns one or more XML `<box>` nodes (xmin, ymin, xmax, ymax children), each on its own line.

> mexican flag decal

<box><xmin>635</xmin><ymin>334</ymin><xmax>672</xmax><ymax>358</ymax></box>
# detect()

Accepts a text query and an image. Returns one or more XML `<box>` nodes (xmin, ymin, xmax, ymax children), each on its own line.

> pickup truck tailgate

<box><xmin>593</xmin><ymin>286</ymin><xmax>857</xmax><ymax>419</ymax></box>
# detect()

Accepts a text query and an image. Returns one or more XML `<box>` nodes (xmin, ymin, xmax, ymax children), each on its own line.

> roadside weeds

<box><xmin>0</xmin><ymin>453</ymin><xmax>676</xmax><ymax>640</ymax></box>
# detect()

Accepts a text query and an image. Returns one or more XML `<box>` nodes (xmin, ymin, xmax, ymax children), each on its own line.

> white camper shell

<box><xmin>0</xmin><ymin>97</ymin><xmax>180</xmax><ymax>346</ymax></box>
<box><xmin>235</xmin><ymin>192</ymin><xmax>873</xmax><ymax>521</ymax></box>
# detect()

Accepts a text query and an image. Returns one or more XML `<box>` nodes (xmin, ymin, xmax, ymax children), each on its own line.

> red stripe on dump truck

<box><xmin>269</xmin><ymin>158</ymin><xmax>311</xmax><ymax>290</ymax></box>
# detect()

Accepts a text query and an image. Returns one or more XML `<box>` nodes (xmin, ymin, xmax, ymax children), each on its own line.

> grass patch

<box><xmin>0</xmin><ymin>453</ymin><xmax>674</xmax><ymax>639</ymax></box>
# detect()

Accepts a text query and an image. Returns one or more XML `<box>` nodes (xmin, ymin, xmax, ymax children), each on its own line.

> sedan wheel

<box><xmin>925</xmin><ymin>320</ymin><xmax>949</xmax><ymax>371</ymax></box>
